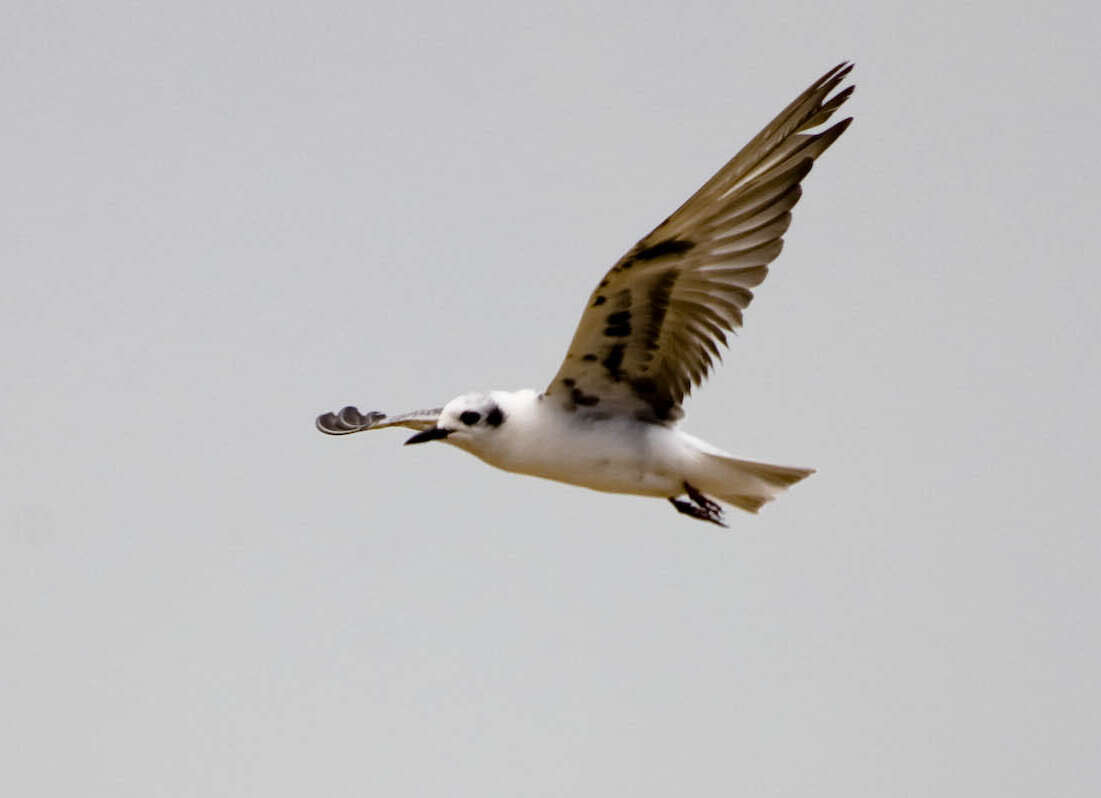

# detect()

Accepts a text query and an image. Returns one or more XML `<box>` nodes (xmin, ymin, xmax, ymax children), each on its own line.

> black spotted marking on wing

<box><xmin>647</xmin><ymin>395</ymin><xmax>679</xmax><ymax>422</ymax></box>
<box><xmin>635</xmin><ymin>237</ymin><xmax>695</xmax><ymax>260</ymax></box>
<box><xmin>641</xmin><ymin>269</ymin><xmax>678</xmax><ymax>352</ymax></box>
<box><xmin>581</xmin><ymin>354</ymin><xmax>598</xmax><ymax>362</ymax></box>
<box><xmin>603</xmin><ymin>310</ymin><xmax>631</xmax><ymax>337</ymax></box>
<box><xmin>631</xmin><ymin>377</ymin><xmax>658</xmax><ymax>397</ymax></box>
<box><xmin>628</xmin><ymin>377</ymin><xmax>676</xmax><ymax>421</ymax></box>
<box><xmin>562</xmin><ymin>378</ymin><xmax>575</xmax><ymax>388</ymax></box>
<box><xmin>602</xmin><ymin>343</ymin><xmax>625</xmax><ymax>381</ymax></box>
<box><xmin>619</xmin><ymin>237</ymin><xmax>695</xmax><ymax>271</ymax></box>
<box><xmin>592</xmin><ymin>295</ymin><xmax>606</xmax><ymax>307</ymax></box>
<box><xmin>486</xmin><ymin>406</ymin><xmax>504</xmax><ymax>427</ymax></box>
<box><xmin>571</xmin><ymin>388</ymin><xmax>600</xmax><ymax>406</ymax></box>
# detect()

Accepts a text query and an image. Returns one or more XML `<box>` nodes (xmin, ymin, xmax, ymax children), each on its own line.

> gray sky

<box><xmin>3</xmin><ymin>1</ymin><xmax>1099</xmax><ymax>795</ymax></box>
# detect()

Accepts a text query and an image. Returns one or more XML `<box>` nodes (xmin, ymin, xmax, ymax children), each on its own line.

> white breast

<box><xmin>463</xmin><ymin>390</ymin><xmax>695</xmax><ymax>497</ymax></box>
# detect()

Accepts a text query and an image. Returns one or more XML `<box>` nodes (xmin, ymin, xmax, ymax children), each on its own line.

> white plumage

<box><xmin>317</xmin><ymin>64</ymin><xmax>854</xmax><ymax>526</ymax></box>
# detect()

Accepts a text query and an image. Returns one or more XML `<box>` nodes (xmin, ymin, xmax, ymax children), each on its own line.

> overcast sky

<box><xmin>3</xmin><ymin>1</ymin><xmax>1099</xmax><ymax>795</ymax></box>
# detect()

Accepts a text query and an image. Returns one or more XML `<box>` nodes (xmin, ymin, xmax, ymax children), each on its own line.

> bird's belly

<box><xmin>481</xmin><ymin>425</ymin><xmax>686</xmax><ymax>498</ymax></box>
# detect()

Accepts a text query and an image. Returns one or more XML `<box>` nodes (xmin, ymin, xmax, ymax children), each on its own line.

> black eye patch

<box><xmin>459</xmin><ymin>411</ymin><xmax>481</xmax><ymax>426</ymax></box>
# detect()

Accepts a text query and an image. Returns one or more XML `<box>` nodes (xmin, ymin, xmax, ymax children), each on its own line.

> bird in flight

<box><xmin>317</xmin><ymin>63</ymin><xmax>853</xmax><ymax>527</ymax></box>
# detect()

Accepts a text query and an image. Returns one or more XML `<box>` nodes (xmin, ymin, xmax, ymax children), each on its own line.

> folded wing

<box><xmin>546</xmin><ymin>63</ymin><xmax>854</xmax><ymax>422</ymax></box>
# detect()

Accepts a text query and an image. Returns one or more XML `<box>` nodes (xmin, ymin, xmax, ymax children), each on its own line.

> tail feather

<box><xmin>699</xmin><ymin>455</ymin><xmax>815</xmax><ymax>514</ymax></box>
<box><xmin>723</xmin><ymin>493</ymin><xmax>771</xmax><ymax>514</ymax></box>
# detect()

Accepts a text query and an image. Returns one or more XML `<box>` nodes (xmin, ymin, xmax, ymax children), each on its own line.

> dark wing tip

<box><xmin>811</xmin><ymin>116</ymin><xmax>854</xmax><ymax>156</ymax></box>
<box><xmin>824</xmin><ymin>61</ymin><xmax>854</xmax><ymax>82</ymax></box>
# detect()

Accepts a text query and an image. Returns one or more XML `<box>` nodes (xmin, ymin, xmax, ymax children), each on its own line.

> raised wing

<box><xmin>546</xmin><ymin>63</ymin><xmax>853</xmax><ymax>422</ymax></box>
<box><xmin>316</xmin><ymin>405</ymin><xmax>441</xmax><ymax>435</ymax></box>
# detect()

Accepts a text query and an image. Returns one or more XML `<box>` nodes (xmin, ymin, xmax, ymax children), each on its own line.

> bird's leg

<box><xmin>684</xmin><ymin>481</ymin><xmax>722</xmax><ymax>515</ymax></box>
<box><xmin>668</xmin><ymin>482</ymin><xmax>727</xmax><ymax>528</ymax></box>
<box><xmin>667</xmin><ymin>498</ymin><xmax>728</xmax><ymax>527</ymax></box>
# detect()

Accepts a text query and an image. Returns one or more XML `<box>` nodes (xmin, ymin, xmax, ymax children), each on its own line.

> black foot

<box><xmin>668</xmin><ymin>482</ymin><xmax>727</xmax><ymax>527</ymax></box>
<box><xmin>684</xmin><ymin>482</ymin><xmax>722</xmax><ymax>516</ymax></box>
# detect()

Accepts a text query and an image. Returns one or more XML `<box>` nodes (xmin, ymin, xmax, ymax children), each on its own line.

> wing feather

<box><xmin>546</xmin><ymin>63</ymin><xmax>854</xmax><ymax>422</ymax></box>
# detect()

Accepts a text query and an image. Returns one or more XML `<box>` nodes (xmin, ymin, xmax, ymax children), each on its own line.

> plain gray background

<box><xmin>4</xmin><ymin>1</ymin><xmax>1099</xmax><ymax>795</ymax></box>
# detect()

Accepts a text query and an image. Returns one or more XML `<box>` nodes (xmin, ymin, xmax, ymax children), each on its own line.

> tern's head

<box><xmin>404</xmin><ymin>392</ymin><xmax>506</xmax><ymax>448</ymax></box>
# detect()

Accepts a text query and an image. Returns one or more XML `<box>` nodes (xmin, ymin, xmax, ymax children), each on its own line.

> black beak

<box><xmin>404</xmin><ymin>427</ymin><xmax>452</xmax><ymax>445</ymax></box>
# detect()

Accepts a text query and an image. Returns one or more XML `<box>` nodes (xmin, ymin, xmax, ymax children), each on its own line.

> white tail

<box><xmin>697</xmin><ymin>454</ymin><xmax>815</xmax><ymax>513</ymax></box>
